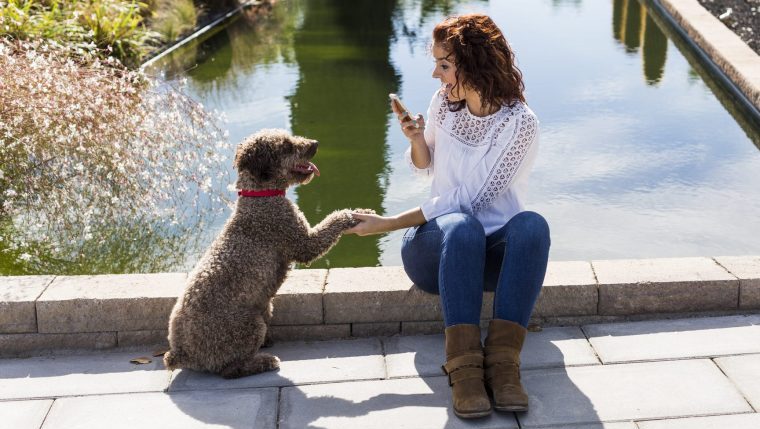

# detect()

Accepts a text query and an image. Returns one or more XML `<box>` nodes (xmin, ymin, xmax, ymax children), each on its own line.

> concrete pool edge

<box><xmin>0</xmin><ymin>255</ymin><xmax>758</xmax><ymax>357</ymax></box>
<box><xmin>653</xmin><ymin>0</ymin><xmax>760</xmax><ymax>115</ymax></box>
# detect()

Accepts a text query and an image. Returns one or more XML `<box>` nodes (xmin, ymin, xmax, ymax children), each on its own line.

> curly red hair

<box><xmin>433</xmin><ymin>14</ymin><xmax>525</xmax><ymax>111</ymax></box>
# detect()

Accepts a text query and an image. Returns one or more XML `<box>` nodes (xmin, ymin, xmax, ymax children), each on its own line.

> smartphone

<box><xmin>389</xmin><ymin>93</ymin><xmax>412</xmax><ymax>119</ymax></box>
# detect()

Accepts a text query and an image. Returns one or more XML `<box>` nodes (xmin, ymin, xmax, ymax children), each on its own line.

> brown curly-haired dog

<box><xmin>164</xmin><ymin>128</ymin><xmax>372</xmax><ymax>379</ymax></box>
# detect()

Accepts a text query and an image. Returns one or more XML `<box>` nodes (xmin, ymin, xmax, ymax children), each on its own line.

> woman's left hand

<box><xmin>345</xmin><ymin>212</ymin><xmax>393</xmax><ymax>236</ymax></box>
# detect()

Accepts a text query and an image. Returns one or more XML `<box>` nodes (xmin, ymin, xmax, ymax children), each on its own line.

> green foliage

<box><xmin>0</xmin><ymin>0</ymin><xmax>161</xmax><ymax>67</ymax></box>
<box><xmin>150</xmin><ymin>0</ymin><xmax>197</xmax><ymax>43</ymax></box>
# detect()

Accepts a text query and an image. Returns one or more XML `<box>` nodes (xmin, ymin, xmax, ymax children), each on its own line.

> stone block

<box><xmin>271</xmin><ymin>269</ymin><xmax>327</xmax><ymax>325</ymax></box>
<box><xmin>323</xmin><ymin>267</ymin><xmax>441</xmax><ymax>323</ymax></box>
<box><xmin>268</xmin><ymin>324</ymin><xmax>350</xmax><ymax>342</ymax></box>
<box><xmin>0</xmin><ymin>350</ymin><xmax>170</xmax><ymax>399</ymax></box>
<box><xmin>351</xmin><ymin>322</ymin><xmax>400</xmax><ymax>337</ymax></box>
<box><xmin>401</xmin><ymin>320</ymin><xmax>445</xmax><ymax>336</ymax></box>
<box><xmin>584</xmin><ymin>315</ymin><xmax>760</xmax><ymax>364</ymax></box>
<box><xmin>714</xmin><ymin>255</ymin><xmax>760</xmax><ymax>309</ymax></box>
<box><xmin>0</xmin><ymin>332</ymin><xmax>117</xmax><ymax>358</ymax></box>
<box><xmin>540</xmin><ymin>424</ymin><xmax>636</xmax><ymax>429</ymax></box>
<box><xmin>0</xmin><ymin>275</ymin><xmax>54</xmax><ymax>333</ymax></box>
<box><xmin>0</xmin><ymin>400</ymin><xmax>53</xmax><ymax>429</ymax></box>
<box><xmin>535</xmin><ymin>261</ymin><xmax>598</xmax><ymax>316</ymax></box>
<box><xmin>169</xmin><ymin>338</ymin><xmax>384</xmax><ymax>391</ymax></box>
<box><xmin>593</xmin><ymin>257</ymin><xmax>738</xmax><ymax>315</ymax></box>
<box><xmin>43</xmin><ymin>390</ymin><xmax>278</xmax><ymax>429</ymax></box>
<box><xmin>117</xmin><ymin>329</ymin><xmax>169</xmax><ymax>348</ymax></box>
<box><xmin>519</xmin><ymin>359</ymin><xmax>751</xmax><ymax>427</ymax></box>
<box><xmin>715</xmin><ymin>354</ymin><xmax>760</xmax><ymax>410</ymax></box>
<box><xmin>637</xmin><ymin>413</ymin><xmax>760</xmax><ymax>429</ymax></box>
<box><xmin>384</xmin><ymin>326</ymin><xmax>598</xmax><ymax>379</ymax></box>
<box><xmin>36</xmin><ymin>273</ymin><xmax>186</xmax><ymax>333</ymax></box>
<box><xmin>279</xmin><ymin>376</ymin><xmax>518</xmax><ymax>429</ymax></box>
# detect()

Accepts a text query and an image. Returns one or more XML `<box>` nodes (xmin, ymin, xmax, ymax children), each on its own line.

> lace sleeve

<box><xmin>471</xmin><ymin>109</ymin><xmax>538</xmax><ymax>213</ymax></box>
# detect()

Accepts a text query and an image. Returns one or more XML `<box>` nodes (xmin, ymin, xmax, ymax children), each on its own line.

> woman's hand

<box><xmin>345</xmin><ymin>212</ymin><xmax>394</xmax><ymax>236</ymax></box>
<box><xmin>346</xmin><ymin>207</ymin><xmax>426</xmax><ymax>236</ymax></box>
<box><xmin>390</xmin><ymin>101</ymin><xmax>426</xmax><ymax>141</ymax></box>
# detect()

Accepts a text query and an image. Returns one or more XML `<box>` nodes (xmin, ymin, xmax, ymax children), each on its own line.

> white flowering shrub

<box><xmin>0</xmin><ymin>39</ymin><xmax>232</xmax><ymax>274</ymax></box>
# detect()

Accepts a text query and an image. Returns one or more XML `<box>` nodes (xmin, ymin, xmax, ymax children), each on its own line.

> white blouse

<box><xmin>405</xmin><ymin>89</ymin><xmax>540</xmax><ymax>235</ymax></box>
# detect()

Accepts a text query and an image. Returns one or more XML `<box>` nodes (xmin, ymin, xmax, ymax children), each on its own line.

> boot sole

<box><xmin>494</xmin><ymin>404</ymin><xmax>528</xmax><ymax>412</ymax></box>
<box><xmin>453</xmin><ymin>409</ymin><xmax>493</xmax><ymax>419</ymax></box>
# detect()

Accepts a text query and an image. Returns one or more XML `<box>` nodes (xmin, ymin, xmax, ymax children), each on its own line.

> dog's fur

<box><xmin>164</xmin><ymin>129</ymin><xmax>371</xmax><ymax>379</ymax></box>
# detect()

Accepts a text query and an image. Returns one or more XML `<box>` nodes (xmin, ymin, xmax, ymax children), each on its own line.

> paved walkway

<box><xmin>2</xmin><ymin>314</ymin><xmax>760</xmax><ymax>428</ymax></box>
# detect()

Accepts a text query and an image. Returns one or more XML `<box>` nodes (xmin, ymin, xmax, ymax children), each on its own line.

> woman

<box><xmin>347</xmin><ymin>14</ymin><xmax>550</xmax><ymax>418</ymax></box>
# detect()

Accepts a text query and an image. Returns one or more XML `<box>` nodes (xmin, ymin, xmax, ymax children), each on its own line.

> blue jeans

<box><xmin>401</xmin><ymin>211</ymin><xmax>550</xmax><ymax>328</ymax></box>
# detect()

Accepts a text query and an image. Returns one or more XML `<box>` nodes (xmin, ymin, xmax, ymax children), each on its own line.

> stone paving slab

<box><xmin>592</xmin><ymin>257</ymin><xmax>738</xmax><ymax>315</ymax></box>
<box><xmin>271</xmin><ymin>269</ymin><xmax>327</xmax><ymax>325</ymax></box>
<box><xmin>169</xmin><ymin>337</ymin><xmax>385</xmax><ymax>391</ymax></box>
<box><xmin>0</xmin><ymin>399</ymin><xmax>53</xmax><ymax>429</ymax></box>
<box><xmin>535</xmin><ymin>261</ymin><xmax>598</xmax><ymax>317</ymax></box>
<box><xmin>279</xmin><ymin>375</ymin><xmax>518</xmax><ymax>429</ymax></box>
<box><xmin>715</xmin><ymin>256</ymin><xmax>760</xmax><ymax>309</ymax></box>
<box><xmin>0</xmin><ymin>350</ymin><xmax>171</xmax><ymax>400</ymax></box>
<box><xmin>41</xmin><ymin>389</ymin><xmax>278</xmax><ymax>429</ymax></box>
<box><xmin>383</xmin><ymin>327</ymin><xmax>599</xmax><ymax>378</ymax></box>
<box><xmin>36</xmin><ymin>273</ymin><xmax>186</xmax><ymax>333</ymax></box>
<box><xmin>540</xmin><ymin>424</ymin><xmax>636</xmax><ymax>429</ymax></box>
<box><xmin>636</xmin><ymin>413</ymin><xmax>760</xmax><ymax>429</ymax></box>
<box><xmin>584</xmin><ymin>315</ymin><xmax>760</xmax><ymax>363</ymax></box>
<box><xmin>715</xmin><ymin>354</ymin><xmax>760</xmax><ymax>410</ymax></box>
<box><xmin>518</xmin><ymin>359</ymin><xmax>751</xmax><ymax>427</ymax></box>
<box><xmin>0</xmin><ymin>275</ymin><xmax>54</xmax><ymax>334</ymax></box>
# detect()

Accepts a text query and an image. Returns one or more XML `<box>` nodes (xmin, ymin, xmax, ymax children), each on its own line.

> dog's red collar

<box><xmin>238</xmin><ymin>189</ymin><xmax>285</xmax><ymax>197</ymax></box>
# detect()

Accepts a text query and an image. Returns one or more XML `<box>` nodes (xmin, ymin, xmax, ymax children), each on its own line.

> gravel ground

<box><xmin>698</xmin><ymin>0</ymin><xmax>760</xmax><ymax>55</ymax></box>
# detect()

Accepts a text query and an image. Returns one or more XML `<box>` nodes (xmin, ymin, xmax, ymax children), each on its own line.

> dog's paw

<box><xmin>352</xmin><ymin>208</ymin><xmax>377</xmax><ymax>215</ymax></box>
<box><xmin>328</xmin><ymin>209</ymin><xmax>358</xmax><ymax>229</ymax></box>
<box><xmin>255</xmin><ymin>353</ymin><xmax>281</xmax><ymax>373</ymax></box>
<box><xmin>348</xmin><ymin>208</ymin><xmax>377</xmax><ymax>227</ymax></box>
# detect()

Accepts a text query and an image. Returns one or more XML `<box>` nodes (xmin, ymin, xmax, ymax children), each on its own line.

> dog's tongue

<box><xmin>308</xmin><ymin>161</ymin><xmax>320</xmax><ymax>176</ymax></box>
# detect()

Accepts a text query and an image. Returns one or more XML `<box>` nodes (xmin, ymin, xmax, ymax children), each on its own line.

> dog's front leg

<box><xmin>292</xmin><ymin>209</ymin><xmax>357</xmax><ymax>264</ymax></box>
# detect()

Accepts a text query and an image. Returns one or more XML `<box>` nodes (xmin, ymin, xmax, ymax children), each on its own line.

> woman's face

<box><xmin>431</xmin><ymin>43</ymin><xmax>463</xmax><ymax>101</ymax></box>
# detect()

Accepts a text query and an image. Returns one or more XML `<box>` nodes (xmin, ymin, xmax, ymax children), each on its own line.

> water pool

<box><xmin>151</xmin><ymin>0</ymin><xmax>760</xmax><ymax>270</ymax></box>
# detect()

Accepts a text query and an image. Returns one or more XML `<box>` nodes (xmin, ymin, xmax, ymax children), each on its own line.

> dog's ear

<box><xmin>236</xmin><ymin>142</ymin><xmax>276</xmax><ymax>182</ymax></box>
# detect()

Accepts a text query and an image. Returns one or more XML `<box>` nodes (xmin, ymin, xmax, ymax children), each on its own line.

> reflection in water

<box><xmin>131</xmin><ymin>0</ymin><xmax>760</xmax><ymax>272</ymax></box>
<box><xmin>613</xmin><ymin>0</ymin><xmax>667</xmax><ymax>84</ymax></box>
<box><xmin>641</xmin><ymin>11</ymin><xmax>667</xmax><ymax>84</ymax></box>
<box><xmin>289</xmin><ymin>0</ymin><xmax>400</xmax><ymax>268</ymax></box>
<box><xmin>157</xmin><ymin>1</ymin><xmax>299</xmax><ymax>97</ymax></box>
<box><xmin>192</xmin><ymin>28</ymin><xmax>234</xmax><ymax>83</ymax></box>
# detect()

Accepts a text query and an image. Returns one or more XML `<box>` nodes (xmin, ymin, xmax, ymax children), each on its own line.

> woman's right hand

<box><xmin>345</xmin><ymin>212</ymin><xmax>394</xmax><ymax>236</ymax></box>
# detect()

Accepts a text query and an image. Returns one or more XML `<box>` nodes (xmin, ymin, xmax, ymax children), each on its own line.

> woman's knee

<box><xmin>508</xmin><ymin>211</ymin><xmax>550</xmax><ymax>245</ymax></box>
<box><xmin>435</xmin><ymin>212</ymin><xmax>485</xmax><ymax>244</ymax></box>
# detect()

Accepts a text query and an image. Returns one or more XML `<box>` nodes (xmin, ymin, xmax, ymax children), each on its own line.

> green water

<box><xmin>5</xmin><ymin>0</ymin><xmax>760</xmax><ymax>274</ymax></box>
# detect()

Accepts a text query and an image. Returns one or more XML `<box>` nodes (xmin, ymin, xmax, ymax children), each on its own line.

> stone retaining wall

<box><xmin>657</xmin><ymin>0</ymin><xmax>760</xmax><ymax>111</ymax></box>
<box><xmin>1</xmin><ymin>256</ymin><xmax>759</xmax><ymax>357</ymax></box>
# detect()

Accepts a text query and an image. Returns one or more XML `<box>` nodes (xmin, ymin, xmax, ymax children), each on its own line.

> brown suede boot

<box><xmin>442</xmin><ymin>324</ymin><xmax>492</xmax><ymax>419</ymax></box>
<box><xmin>484</xmin><ymin>319</ymin><xmax>529</xmax><ymax>412</ymax></box>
